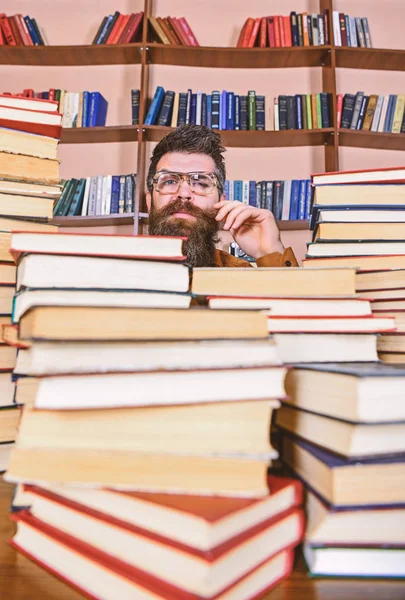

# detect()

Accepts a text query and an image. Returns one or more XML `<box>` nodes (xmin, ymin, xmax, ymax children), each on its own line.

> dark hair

<box><xmin>146</xmin><ymin>125</ymin><xmax>226</xmax><ymax>197</ymax></box>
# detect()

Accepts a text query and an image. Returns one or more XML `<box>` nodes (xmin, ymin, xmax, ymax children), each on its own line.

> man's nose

<box><xmin>177</xmin><ymin>178</ymin><xmax>193</xmax><ymax>199</ymax></box>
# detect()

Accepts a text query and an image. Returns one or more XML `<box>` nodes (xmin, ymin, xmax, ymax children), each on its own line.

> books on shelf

<box><xmin>338</xmin><ymin>92</ymin><xmax>405</xmax><ymax>133</ymax></box>
<box><xmin>53</xmin><ymin>173</ymin><xmax>135</xmax><ymax>217</ymax></box>
<box><xmin>92</xmin><ymin>11</ymin><xmax>144</xmax><ymax>45</ymax></box>
<box><xmin>236</xmin><ymin>11</ymin><xmax>330</xmax><ymax>48</ymax></box>
<box><xmin>225</xmin><ymin>178</ymin><xmax>311</xmax><ymax>220</ymax></box>
<box><xmin>148</xmin><ymin>16</ymin><xmax>199</xmax><ymax>46</ymax></box>
<box><xmin>274</xmin><ymin>93</ymin><xmax>332</xmax><ymax>131</ymax></box>
<box><xmin>332</xmin><ymin>12</ymin><xmax>372</xmax><ymax>47</ymax></box>
<box><xmin>0</xmin><ymin>14</ymin><xmax>46</xmax><ymax>46</ymax></box>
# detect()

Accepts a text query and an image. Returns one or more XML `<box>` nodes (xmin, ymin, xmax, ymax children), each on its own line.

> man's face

<box><xmin>146</xmin><ymin>152</ymin><xmax>224</xmax><ymax>267</ymax></box>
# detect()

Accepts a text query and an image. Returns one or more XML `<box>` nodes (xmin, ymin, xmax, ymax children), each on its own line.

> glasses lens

<box><xmin>189</xmin><ymin>173</ymin><xmax>215</xmax><ymax>195</ymax></box>
<box><xmin>156</xmin><ymin>173</ymin><xmax>181</xmax><ymax>193</ymax></box>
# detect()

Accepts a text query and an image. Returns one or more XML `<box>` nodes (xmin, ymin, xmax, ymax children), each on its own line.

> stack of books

<box><xmin>193</xmin><ymin>267</ymin><xmax>394</xmax><ymax>363</ymax></box>
<box><xmin>224</xmin><ymin>178</ymin><xmax>311</xmax><ymax>220</ymax></box>
<box><xmin>280</xmin><ymin>362</ymin><xmax>405</xmax><ymax>578</ymax></box>
<box><xmin>304</xmin><ymin>165</ymin><xmax>405</xmax><ymax>363</ymax></box>
<box><xmin>5</xmin><ymin>230</ymin><xmax>304</xmax><ymax>598</ymax></box>
<box><xmin>54</xmin><ymin>173</ymin><xmax>136</xmax><ymax>217</ymax></box>
<box><xmin>237</xmin><ymin>12</ymin><xmax>330</xmax><ymax>47</ymax></box>
<box><xmin>0</xmin><ymin>14</ymin><xmax>46</xmax><ymax>46</ymax></box>
<box><xmin>0</xmin><ymin>93</ymin><xmax>62</xmax><ymax>470</ymax></box>
<box><xmin>92</xmin><ymin>11</ymin><xmax>143</xmax><ymax>45</ymax></box>
<box><xmin>332</xmin><ymin>12</ymin><xmax>372</xmax><ymax>47</ymax></box>
<box><xmin>338</xmin><ymin>92</ymin><xmax>405</xmax><ymax>134</ymax></box>
<box><xmin>274</xmin><ymin>93</ymin><xmax>332</xmax><ymax>131</ymax></box>
<box><xmin>149</xmin><ymin>15</ymin><xmax>199</xmax><ymax>46</ymax></box>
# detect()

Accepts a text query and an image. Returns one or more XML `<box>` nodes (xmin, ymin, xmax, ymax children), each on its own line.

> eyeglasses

<box><xmin>152</xmin><ymin>171</ymin><xmax>218</xmax><ymax>196</ymax></box>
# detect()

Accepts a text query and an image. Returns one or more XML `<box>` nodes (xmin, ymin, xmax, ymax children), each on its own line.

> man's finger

<box><xmin>230</xmin><ymin>209</ymin><xmax>255</xmax><ymax>231</ymax></box>
<box><xmin>215</xmin><ymin>201</ymin><xmax>245</xmax><ymax>222</ymax></box>
<box><xmin>223</xmin><ymin>205</ymin><xmax>251</xmax><ymax>231</ymax></box>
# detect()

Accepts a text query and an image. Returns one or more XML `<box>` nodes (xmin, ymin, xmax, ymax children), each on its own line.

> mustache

<box><xmin>153</xmin><ymin>198</ymin><xmax>218</xmax><ymax>222</ymax></box>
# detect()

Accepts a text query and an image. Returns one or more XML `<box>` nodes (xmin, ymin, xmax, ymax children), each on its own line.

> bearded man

<box><xmin>146</xmin><ymin>125</ymin><xmax>298</xmax><ymax>268</ymax></box>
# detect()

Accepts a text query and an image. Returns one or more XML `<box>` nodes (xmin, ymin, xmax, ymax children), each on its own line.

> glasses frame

<box><xmin>152</xmin><ymin>171</ymin><xmax>218</xmax><ymax>196</ymax></box>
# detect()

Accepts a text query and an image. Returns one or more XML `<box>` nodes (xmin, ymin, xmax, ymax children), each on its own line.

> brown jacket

<box><xmin>213</xmin><ymin>247</ymin><xmax>298</xmax><ymax>268</ymax></box>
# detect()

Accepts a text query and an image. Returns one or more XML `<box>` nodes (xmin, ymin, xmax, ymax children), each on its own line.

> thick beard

<box><xmin>148</xmin><ymin>198</ymin><xmax>219</xmax><ymax>268</ymax></box>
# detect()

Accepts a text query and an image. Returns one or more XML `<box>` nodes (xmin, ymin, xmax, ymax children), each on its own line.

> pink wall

<box><xmin>2</xmin><ymin>1</ymin><xmax>404</xmax><ymax>263</ymax></box>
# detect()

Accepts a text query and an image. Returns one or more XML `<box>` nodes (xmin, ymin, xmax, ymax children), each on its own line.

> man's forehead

<box><xmin>155</xmin><ymin>152</ymin><xmax>216</xmax><ymax>173</ymax></box>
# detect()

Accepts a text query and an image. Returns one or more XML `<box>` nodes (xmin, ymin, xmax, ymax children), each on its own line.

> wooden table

<box><xmin>1</xmin><ymin>478</ymin><xmax>404</xmax><ymax>600</ymax></box>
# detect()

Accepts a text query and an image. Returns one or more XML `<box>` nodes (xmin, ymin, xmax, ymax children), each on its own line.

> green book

<box><xmin>316</xmin><ymin>93</ymin><xmax>322</xmax><ymax>130</ymax></box>
<box><xmin>56</xmin><ymin>179</ymin><xmax>79</xmax><ymax>216</ymax></box>
<box><xmin>53</xmin><ymin>179</ymin><xmax>73</xmax><ymax>216</ymax></box>
<box><xmin>67</xmin><ymin>178</ymin><xmax>87</xmax><ymax>216</ymax></box>
<box><xmin>306</xmin><ymin>94</ymin><xmax>312</xmax><ymax>129</ymax></box>
<box><xmin>248</xmin><ymin>90</ymin><xmax>256</xmax><ymax>131</ymax></box>
<box><xmin>302</xmin><ymin>95</ymin><xmax>308</xmax><ymax>130</ymax></box>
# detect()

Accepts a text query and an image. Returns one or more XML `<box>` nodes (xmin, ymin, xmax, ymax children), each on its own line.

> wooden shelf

<box><xmin>146</xmin><ymin>43</ymin><xmax>332</xmax><ymax>68</ymax></box>
<box><xmin>137</xmin><ymin>212</ymin><xmax>308</xmax><ymax>230</ymax></box>
<box><xmin>336</xmin><ymin>47</ymin><xmax>405</xmax><ymax>71</ymax></box>
<box><xmin>144</xmin><ymin>126</ymin><xmax>335</xmax><ymax>148</ymax></box>
<box><xmin>61</xmin><ymin>126</ymin><xmax>139</xmax><ymax>144</ymax></box>
<box><xmin>0</xmin><ymin>44</ymin><xmax>143</xmax><ymax>66</ymax></box>
<box><xmin>339</xmin><ymin>129</ymin><xmax>405</xmax><ymax>151</ymax></box>
<box><xmin>52</xmin><ymin>214</ymin><xmax>135</xmax><ymax>227</ymax></box>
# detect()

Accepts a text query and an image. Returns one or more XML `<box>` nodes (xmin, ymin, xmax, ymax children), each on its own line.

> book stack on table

<box><xmin>0</xmin><ymin>93</ymin><xmax>62</xmax><ymax>470</ymax></box>
<box><xmin>304</xmin><ymin>165</ymin><xmax>405</xmax><ymax>364</ymax></box>
<box><xmin>4</xmin><ymin>230</ymin><xmax>304</xmax><ymax>600</ymax></box>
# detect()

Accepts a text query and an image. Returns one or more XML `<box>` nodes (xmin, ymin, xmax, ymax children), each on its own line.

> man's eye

<box><xmin>162</xmin><ymin>178</ymin><xmax>177</xmax><ymax>186</ymax></box>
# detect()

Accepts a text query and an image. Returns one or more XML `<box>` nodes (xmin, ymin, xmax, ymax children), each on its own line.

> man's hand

<box><xmin>214</xmin><ymin>200</ymin><xmax>285</xmax><ymax>260</ymax></box>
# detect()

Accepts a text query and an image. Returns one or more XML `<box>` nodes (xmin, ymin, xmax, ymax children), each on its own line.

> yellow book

<box><xmin>392</xmin><ymin>95</ymin><xmax>405</xmax><ymax>133</ymax></box>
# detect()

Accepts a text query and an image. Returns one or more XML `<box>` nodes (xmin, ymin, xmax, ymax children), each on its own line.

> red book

<box><xmin>0</xmin><ymin>118</ymin><xmax>62</xmax><ymax>139</ymax></box>
<box><xmin>16</xmin><ymin>14</ymin><xmax>33</xmax><ymax>46</ymax></box>
<box><xmin>283</xmin><ymin>15</ymin><xmax>292</xmax><ymax>46</ymax></box>
<box><xmin>273</xmin><ymin>15</ymin><xmax>281</xmax><ymax>47</ymax></box>
<box><xmin>241</xmin><ymin>17</ymin><xmax>254</xmax><ymax>48</ymax></box>
<box><xmin>323</xmin><ymin>9</ymin><xmax>330</xmax><ymax>45</ymax></box>
<box><xmin>12</xmin><ymin>511</ymin><xmax>296</xmax><ymax>600</ymax></box>
<box><xmin>22</xmin><ymin>89</ymin><xmax>35</xmax><ymax>98</ymax></box>
<box><xmin>267</xmin><ymin>17</ymin><xmax>276</xmax><ymax>47</ymax></box>
<box><xmin>0</xmin><ymin>22</ymin><xmax>4</xmax><ymax>45</ymax></box>
<box><xmin>110</xmin><ymin>13</ymin><xmax>131</xmax><ymax>44</ymax></box>
<box><xmin>121</xmin><ymin>12</ymin><xmax>143</xmax><ymax>43</ymax></box>
<box><xmin>105</xmin><ymin>13</ymin><xmax>124</xmax><ymax>44</ymax></box>
<box><xmin>278</xmin><ymin>16</ymin><xmax>286</xmax><ymax>47</ymax></box>
<box><xmin>259</xmin><ymin>17</ymin><xmax>267</xmax><ymax>47</ymax></box>
<box><xmin>339</xmin><ymin>12</ymin><xmax>347</xmax><ymax>46</ymax></box>
<box><xmin>178</xmin><ymin>17</ymin><xmax>199</xmax><ymax>46</ymax></box>
<box><xmin>8</xmin><ymin>16</ymin><xmax>24</xmax><ymax>45</ymax></box>
<box><xmin>169</xmin><ymin>17</ymin><xmax>189</xmax><ymax>46</ymax></box>
<box><xmin>0</xmin><ymin>14</ymin><xmax>17</xmax><ymax>45</ymax></box>
<box><xmin>247</xmin><ymin>17</ymin><xmax>260</xmax><ymax>48</ymax></box>
<box><xmin>236</xmin><ymin>19</ymin><xmax>248</xmax><ymax>47</ymax></box>
<box><xmin>336</xmin><ymin>93</ymin><xmax>343</xmax><ymax>128</ymax></box>
<box><xmin>118</xmin><ymin>12</ymin><xmax>137</xmax><ymax>44</ymax></box>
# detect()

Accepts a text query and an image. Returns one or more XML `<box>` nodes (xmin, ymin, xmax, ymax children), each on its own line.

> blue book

<box><xmin>177</xmin><ymin>93</ymin><xmax>188</xmax><ymax>126</ymax></box>
<box><xmin>144</xmin><ymin>86</ymin><xmax>165</xmax><ymax>125</ymax></box>
<box><xmin>220</xmin><ymin>90</ymin><xmax>227</xmax><ymax>130</ymax></box>
<box><xmin>255</xmin><ymin>182</ymin><xmax>262</xmax><ymax>208</ymax></box>
<box><xmin>234</xmin><ymin>95</ymin><xmax>240</xmax><ymax>130</ymax></box>
<box><xmin>158</xmin><ymin>91</ymin><xmax>175</xmax><ymax>126</ymax></box>
<box><xmin>201</xmin><ymin>93</ymin><xmax>207</xmax><ymax>126</ymax></box>
<box><xmin>96</xmin><ymin>14</ymin><xmax>114</xmax><ymax>44</ymax></box>
<box><xmin>211</xmin><ymin>91</ymin><xmax>220</xmax><ymax>129</ymax></box>
<box><xmin>240</xmin><ymin>96</ymin><xmax>248</xmax><ymax>130</ymax></box>
<box><xmin>88</xmin><ymin>92</ymin><xmax>108</xmax><ymax>127</ymax></box>
<box><xmin>206</xmin><ymin>94</ymin><xmax>212</xmax><ymax>128</ymax></box>
<box><xmin>249</xmin><ymin>180</ymin><xmax>256</xmax><ymax>206</ymax></box>
<box><xmin>82</xmin><ymin>91</ymin><xmax>90</xmax><ymax>127</ymax></box>
<box><xmin>24</xmin><ymin>16</ymin><xmax>40</xmax><ymax>45</ymax></box>
<box><xmin>298</xmin><ymin>179</ymin><xmax>307</xmax><ymax>219</ymax></box>
<box><xmin>226</xmin><ymin>92</ymin><xmax>235</xmax><ymax>130</ymax></box>
<box><xmin>185</xmin><ymin>89</ymin><xmax>192</xmax><ymax>124</ymax></box>
<box><xmin>304</xmin><ymin>180</ymin><xmax>312</xmax><ymax>219</ymax></box>
<box><xmin>110</xmin><ymin>176</ymin><xmax>120</xmax><ymax>214</ymax></box>
<box><xmin>387</xmin><ymin>95</ymin><xmax>397</xmax><ymax>132</ymax></box>
<box><xmin>125</xmin><ymin>175</ymin><xmax>134</xmax><ymax>213</ymax></box>
<box><xmin>290</xmin><ymin>12</ymin><xmax>299</xmax><ymax>46</ymax></box>
<box><xmin>190</xmin><ymin>93</ymin><xmax>197</xmax><ymax>125</ymax></box>
<box><xmin>295</xmin><ymin>94</ymin><xmax>303</xmax><ymax>129</ymax></box>
<box><xmin>67</xmin><ymin>178</ymin><xmax>86</xmax><ymax>216</ymax></box>
<box><xmin>384</xmin><ymin>95</ymin><xmax>396</xmax><ymax>132</ymax></box>
<box><xmin>31</xmin><ymin>17</ymin><xmax>45</xmax><ymax>45</ymax></box>
<box><xmin>289</xmin><ymin>180</ymin><xmax>300</xmax><ymax>219</ymax></box>
<box><xmin>234</xmin><ymin>180</ymin><xmax>243</xmax><ymax>201</ymax></box>
<box><xmin>224</xmin><ymin>180</ymin><xmax>230</xmax><ymax>200</ymax></box>
<box><xmin>356</xmin><ymin>95</ymin><xmax>369</xmax><ymax>130</ymax></box>
<box><xmin>131</xmin><ymin>89</ymin><xmax>140</xmax><ymax>126</ymax></box>
<box><xmin>255</xmin><ymin>96</ymin><xmax>265</xmax><ymax>130</ymax></box>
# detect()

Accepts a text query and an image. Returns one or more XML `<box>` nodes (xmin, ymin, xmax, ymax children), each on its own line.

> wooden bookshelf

<box><xmin>52</xmin><ymin>214</ymin><xmax>135</xmax><ymax>227</ymax></box>
<box><xmin>0</xmin><ymin>44</ymin><xmax>143</xmax><ymax>66</ymax></box>
<box><xmin>335</xmin><ymin>47</ymin><xmax>405</xmax><ymax>71</ymax></box>
<box><xmin>61</xmin><ymin>126</ymin><xmax>140</xmax><ymax>144</ymax></box>
<box><xmin>339</xmin><ymin>130</ymin><xmax>405</xmax><ymax>151</ymax></box>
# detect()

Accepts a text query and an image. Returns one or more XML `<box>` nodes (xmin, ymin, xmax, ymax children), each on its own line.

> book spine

<box><xmin>307</xmin><ymin>15</ymin><xmax>313</xmax><ymax>46</ymax></box>
<box><xmin>289</xmin><ymin>180</ymin><xmax>300</xmax><ymax>219</ymax></box>
<box><xmin>260</xmin><ymin>180</ymin><xmax>267</xmax><ymax>208</ymax></box>
<box><xmin>67</xmin><ymin>178</ymin><xmax>86</xmax><ymax>216</ymax></box>
<box><xmin>118</xmin><ymin>176</ymin><xmax>126</xmax><ymax>213</ymax></box>
<box><xmin>290</xmin><ymin>12</ymin><xmax>299</xmax><ymax>46</ymax></box>
<box><xmin>284</xmin><ymin>15</ymin><xmax>292</xmax><ymax>46</ymax></box>
<box><xmin>234</xmin><ymin>95</ymin><xmax>240</xmax><ymax>130</ymax></box>
<box><xmin>323</xmin><ymin>9</ymin><xmax>330</xmax><ymax>45</ymax></box>
<box><xmin>349</xmin><ymin>17</ymin><xmax>357</xmax><ymax>47</ymax></box>
<box><xmin>178</xmin><ymin>17</ymin><xmax>199</xmax><ymax>46</ymax></box>
<box><xmin>157</xmin><ymin>90</ymin><xmax>175</xmax><ymax>126</ymax></box>
<box><xmin>320</xmin><ymin>93</ymin><xmax>331</xmax><ymax>128</ymax></box>
<box><xmin>317</xmin><ymin>14</ymin><xmax>325</xmax><ymax>45</ymax></box>
<box><xmin>344</xmin><ymin>15</ymin><xmax>351</xmax><ymax>46</ymax></box>
<box><xmin>362</xmin><ymin>94</ymin><xmax>378</xmax><ymax>131</ymax></box>
<box><xmin>281</xmin><ymin>180</ymin><xmax>292</xmax><ymax>220</ymax></box>
<box><xmin>336</xmin><ymin>93</ymin><xmax>343</xmax><ymax>128</ymax></box>
<box><xmin>226</xmin><ymin>92</ymin><xmax>235</xmax><ymax>130</ymax></box>
<box><xmin>201</xmin><ymin>93</ymin><xmax>207</xmax><ymax>127</ymax></box>
<box><xmin>297</xmin><ymin>14</ymin><xmax>303</xmax><ymax>46</ymax></box>
<box><xmin>267</xmin><ymin>18</ymin><xmax>275</xmax><ymax>48</ymax></box>
<box><xmin>385</xmin><ymin>95</ymin><xmax>396</xmax><ymax>132</ymax></box>
<box><xmin>304</xmin><ymin>180</ymin><xmax>312</xmax><ymax>219</ymax></box>
<box><xmin>190</xmin><ymin>93</ymin><xmax>197</xmax><ymax>125</ymax></box>
<box><xmin>350</xmin><ymin>91</ymin><xmax>364</xmax><ymax>129</ymax></box>
<box><xmin>196</xmin><ymin>90</ymin><xmax>202</xmax><ymax>125</ymax></box>
<box><xmin>302</xmin><ymin>13</ymin><xmax>309</xmax><ymax>46</ymax></box>
<box><xmin>286</xmin><ymin>95</ymin><xmax>296</xmax><ymax>129</ymax></box>
<box><xmin>92</xmin><ymin>16</ymin><xmax>108</xmax><ymax>44</ymax></box>
<box><xmin>81</xmin><ymin>177</ymin><xmax>92</xmax><ymax>215</ymax></box>
<box><xmin>249</xmin><ymin>180</ymin><xmax>256</xmax><ymax>206</ymax></box>
<box><xmin>144</xmin><ymin>86</ymin><xmax>165</xmax><ymax>125</ymax></box>
<box><xmin>332</xmin><ymin>11</ymin><xmax>341</xmax><ymax>46</ymax></box>
<box><xmin>255</xmin><ymin>182</ymin><xmax>261</xmax><ymax>208</ymax></box>
<box><xmin>306</xmin><ymin>94</ymin><xmax>312</xmax><ymax>129</ymax></box>
<box><xmin>311</xmin><ymin>14</ymin><xmax>319</xmax><ymax>46</ymax></box>
<box><xmin>97</xmin><ymin>13</ymin><xmax>116</xmax><ymax>44</ymax></box>
<box><xmin>392</xmin><ymin>95</ymin><xmax>404</xmax><ymax>133</ymax></box>
<box><xmin>370</xmin><ymin>95</ymin><xmax>384</xmax><ymax>132</ymax></box>
<box><xmin>273</xmin><ymin>181</ymin><xmax>284</xmax><ymax>220</ymax></box>
<box><xmin>8</xmin><ymin>16</ymin><xmax>23</xmax><ymax>45</ymax></box>
<box><xmin>273</xmin><ymin>97</ymin><xmax>279</xmax><ymax>130</ymax></box>
<box><xmin>131</xmin><ymin>89</ymin><xmax>140</xmax><ymax>125</ymax></box>
<box><xmin>278</xmin><ymin>95</ymin><xmax>287</xmax><ymax>130</ymax></box>
<box><xmin>248</xmin><ymin>91</ymin><xmax>256</xmax><ymax>130</ymax></box>
<box><xmin>341</xmin><ymin>93</ymin><xmax>355</xmax><ymax>128</ymax></box>
<box><xmin>362</xmin><ymin>17</ymin><xmax>372</xmax><ymax>48</ymax></box>
<box><xmin>110</xmin><ymin>176</ymin><xmax>120</xmax><ymax>213</ymax></box>
<box><xmin>87</xmin><ymin>178</ymin><xmax>98</xmax><ymax>215</ymax></box>
<box><xmin>255</xmin><ymin>95</ymin><xmax>265</xmax><ymax>130</ymax></box>
<box><xmin>298</xmin><ymin>179</ymin><xmax>307</xmax><ymax>219</ymax></box>
<box><xmin>295</xmin><ymin>94</ymin><xmax>303</xmax><ymax>129</ymax></box>
<box><xmin>31</xmin><ymin>18</ymin><xmax>45</xmax><ymax>44</ymax></box>
<box><xmin>265</xmin><ymin>181</ymin><xmax>273</xmax><ymax>211</ymax></box>
<box><xmin>377</xmin><ymin>96</ymin><xmax>389</xmax><ymax>133</ymax></box>
<box><xmin>339</xmin><ymin>13</ymin><xmax>347</xmax><ymax>46</ymax></box>
<box><xmin>211</xmin><ymin>91</ymin><xmax>220</xmax><ymax>129</ymax></box>
<box><xmin>355</xmin><ymin>17</ymin><xmax>366</xmax><ymax>47</ymax></box>
<box><xmin>206</xmin><ymin>94</ymin><xmax>211</xmax><ymax>129</ymax></box>
<box><xmin>177</xmin><ymin>93</ymin><xmax>188</xmax><ymax>126</ymax></box>
<box><xmin>240</xmin><ymin>95</ymin><xmax>248</xmax><ymax>130</ymax></box>
<box><xmin>0</xmin><ymin>16</ymin><xmax>17</xmax><ymax>45</ymax></box>
<box><xmin>315</xmin><ymin>93</ymin><xmax>322</xmax><ymax>129</ymax></box>
<box><xmin>124</xmin><ymin>174</ymin><xmax>134</xmax><ymax>212</ymax></box>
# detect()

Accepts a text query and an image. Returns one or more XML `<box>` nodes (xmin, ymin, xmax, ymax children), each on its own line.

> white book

<box><xmin>228</xmin><ymin>181</ymin><xmax>234</xmax><ymax>201</ymax></box>
<box><xmin>242</xmin><ymin>181</ymin><xmax>249</xmax><ymax>205</ymax></box>
<box><xmin>371</xmin><ymin>95</ymin><xmax>384</xmax><ymax>132</ymax></box>
<box><xmin>71</xmin><ymin>92</ymin><xmax>80</xmax><ymax>128</ymax></box>
<box><xmin>81</xmin><ymin>177</ymin><xmax>92</xmax><ymax>215</ymax></box>
<box><xmin>266</xmin><ymin>101</ymin><xmax>273</xmax><ymax>131</ymax></box>
<box><xmin>95</xmin><ymin>175</ymin><xmax>104</xmax><ymax>215</ymax></box>
<box><xmin>87</xmin><ymin>177</ymin><xmax>98</xmax><ymax>216</ymax></box>
<box><xmin>377</xmin><ymin>96</ymin><xmax>389</xmax><ymax>133</ymax></box>
<box><xmin>273</xmin><ymin>98</ymin><xmax>279</xmax><ymax>131</ymax></box>
<box><xmin>101</xmin><ymin>175</ymin><xmax>112</xmax><ymax>215</ymax></box>
<box><xmin>332</xmin><ymin>11</ymin><xmax>342</xmax><ymax>46</ymax></box>
<box><xmin>171</xmin><ymin>93</ymin><xmax>179</xmax><ymax>128</ymax></box>
<box><xmin>281</xmin><ymin>180</ymin><xmax>292</xmax><ymax>220</ymax></box>
<box><xmin>61</xmin><ymin>92</ymin><xmax>74</xmax><ymax>128</ymax></box>
<box><xmin>349</xmin><ymin>16</ymin><xmax>358</xmax><ymax>47</ymax></box>
<box><xmin>196</xmin><ymin>90</ymin><xmax>202</xmax><ymax>126</ymax></box>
